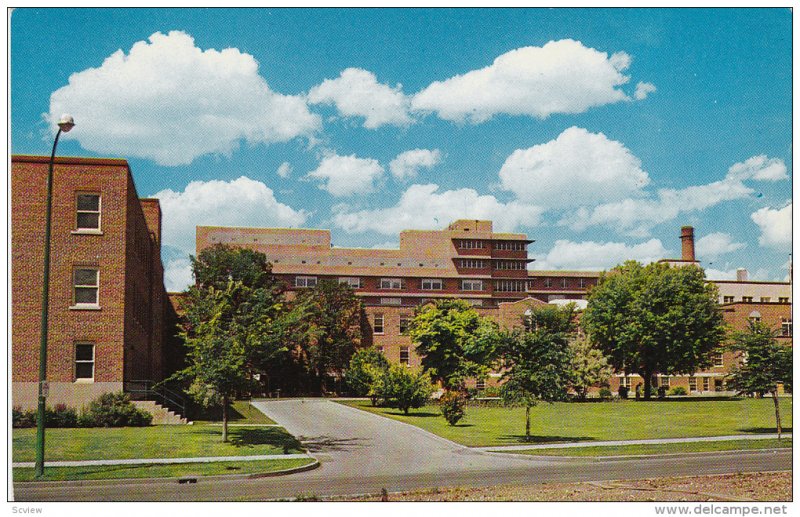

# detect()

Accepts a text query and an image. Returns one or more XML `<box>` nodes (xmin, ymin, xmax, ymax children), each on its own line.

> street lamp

<box><xmin>34</xmin><ymin>114</ymin><xmax>75</xmax><ymax>479</ymax></box>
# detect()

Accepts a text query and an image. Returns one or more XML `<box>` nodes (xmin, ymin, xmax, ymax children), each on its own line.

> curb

<box><xmin>486</xmin><ymin>447</ymin><xmax>793</xmax><ymax>463</ymax></box>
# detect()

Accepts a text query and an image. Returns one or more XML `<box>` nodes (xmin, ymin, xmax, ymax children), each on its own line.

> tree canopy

<box><xmin>582</xmin><ymin>261</ymin><xmax>725</xmax><ymax>399</ymax></box>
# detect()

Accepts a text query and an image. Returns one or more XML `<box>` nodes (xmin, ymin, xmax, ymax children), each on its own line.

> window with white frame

<box><xmin>380</xmin><ymin>297</ymin><xmax>401</xmax><ymax>306</ymax></box>
<box><xmin>421</xmin><ymin>278</ymin><xmax>444</xmax><ymax>290</ymax></box>
<box><xmin>399</xmin><ymin>346</ymin><xmax>410</xmax><ymax>366</ymax></box>
<box><xmin>579</xmin><ymin>278</ymin><xmax>586</xmax><ymax>288</ymax></box>
<box><xmin>494</xmin><ymin>260</ymin><xmax>525</xmax><ymax>270</ymax></box>
<box><xmin>742</xmin><ymin>296</ymin><xmax>754</xmax><ymax>303</ymax></box>
<box><xmin>779</xmin><ymin>297</ymin><xmax>789</xmax><ymax>303</ymax></box>
<box><xmin>76</xmin><ymin>193</ymin><xmax>101</xmax><ymax>231</ymax></box>
<box><xmin>723</xmin><ymin>296</ymin><xmax>735</xmax><ymax>303</ymax></box>
<box><xmin>294</xmin><ymin>276</ymin><xmax>317</xmax><ymax>288</ymax></box>
<box><xmin>461</xmin><ymin>279</ymin><xmax>484</xmax><ymax>291</ymax></box>
<box><xmin>493</xmin><ymin>241</ymin><xmax>525</xmax><ymax>251</ymax></box>
<box><xmin>544</xmin><ymin>278</ymin><xmax>552</xmax><ymax>288</ymax></box>
<box><xmin>459</xmin><ymin>259</ymin><xmax>486</xmax><ymax>269</ymax></box>
<box><xmin>494</xmin><ymin>280</ymin><xmax>525</xmax><ymax>292</ymax></box>
<box><xmin>373</xmin><ymin>314</ymin><xmax>384</xmax><ymax>334</ymax></box>
<box><xmin>73</xmin><ymin>268</ymin><xmax>99</xmax><ymax>307</ymax></box>
<box><xmin>466</xmin><ymin>299</ymin><xmax>483</xmax><ymax>307</ymax></box>
<box><xmin>781</xmin><ymin>318</ymin><xmax>792</xmax><ymax>337</ymax></box>
<box><xmin>75</xmin><ymin>343</ymin><xmax>95</xmax><ymax>381</ymax></box>
<box><xmin>660</xmin><ymin>376</ymin><xmax>670</xmax><ymax>388</ymax></box>
<box><xmin>560</xmin><ymin>278</ymin><xmax>568</xmax><ymax>288</ymax></box>
<box><xmin>761</xmin><ymin>297</ymin><xmax>771</xmax><ymax>303</ymax></box>
<box><xmin>399</xmin><ymin>315</ymin><xmax>411</xmax><ymax>335</ymax></box>
<box><xmin>748</xmin><ymin>311</ymin><xmax>761</xmax><ymax>323</ymax></box>
<box><xmin>380</xmin><ymin>278</ymin><xmax>403</xmax><ymax>290</ymax></box>
<box><xmin>688</xmin><ymin>376</ymin><xmax>697</xmax><ymax>392</ymax></box>
<box><xmin>338</xmin><ymin>277</ymin><xmax>362</xmax><ymax>288</ymax></box>
<box><xmin>703</xmin><ymin>377</ymin><xmax>710</xmax><ymax>391</ymax></box>
<box><xmin>619</xmin><ymin>376</ymin><xmax>631</xmax><ymax>388</ymax></box>
<box><xmin>712</xmin><ymin>352</ymin><xmax>724</xmax><ymax>367</ymax></box>
<box><xmin>476</xmin><ymin>379</ymin><xmax>486</xmax><ymax>390</ymax></box>
<box><xmin>457</xmin><ymin>240</ymin><xmax>485</xmax><ymax>249</ymax></box>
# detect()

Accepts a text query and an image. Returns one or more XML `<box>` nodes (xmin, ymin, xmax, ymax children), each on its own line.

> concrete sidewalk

<box><xmin>474</xmin><ymin>433</ymin><xmax>792</xmax><ymax>451</ymax></box>
<box><xmin>13</xmin><ymin>453</ymin><xmax>312</xmax><ymax>468</ymax></box>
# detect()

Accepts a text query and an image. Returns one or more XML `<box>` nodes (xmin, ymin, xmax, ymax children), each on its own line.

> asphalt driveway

<box><xmin>250</xmin><ymin>398</ymin><xmax>547</xmax><ymax>477</ymax></box>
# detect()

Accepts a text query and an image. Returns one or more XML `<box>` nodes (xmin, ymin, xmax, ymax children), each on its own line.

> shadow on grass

<box><xmin>738</xmin><ymin>427</ymin><xmax>792</xmax><ymax>434</ymax></box>
<box><xmin>498</xmin><ymin>434</ymin><xmax>596</xmax><ymax>444</ymax></box>
<box><xmin>384</xmin><ymin>411</ymin><xmax>440</xmax><ymax>418</ymax></box>
<box><xmin>228</xmin><ymin>428</ymin><xmax>303</xmax><ymax>453</ymax></box>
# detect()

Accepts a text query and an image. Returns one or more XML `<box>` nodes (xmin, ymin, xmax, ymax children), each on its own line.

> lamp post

<box><xmin>34</xmin><ymin>114</ymin><xmax>75</xmax><ymax>479</ymax></box>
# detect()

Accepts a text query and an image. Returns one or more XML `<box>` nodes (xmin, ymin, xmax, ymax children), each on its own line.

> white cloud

<box><xmin>500</xmin><ymin>127</ymin><xmax>650</xmax><ymax>207</ymax></box>
<box><xmin>751</xmin><ymin>203</ymin><xmax>792</xmax><ymax>248</ymax></box>
<box><xmin>276</xmin><ymin>162</ymin><xmax>292</xmax><ymax>178</ymax></box>
<box><xmin>634</xmin><ymin>81</ymin><xmax>657</xmax><ymax>100</ymax></box>
<box><xmin>411</xmin><ymin>39</ymin><xmax>637</xmax><ymax>123</ymax></box>
<box><xmin>695</xmin><ymin>232</ymin><xmax>746</xmax><ymax>260</ymax></box>
<box><xmin>370</xmin><ymin>241</ymin><xmax>399</xmax><ymax>249</ymax></box>
<box><xmin>307</xmin><ymin>153</ymin><xmax>385</xmax><ymax>197</ymax></box>
<box><xmin>47</xmin><ymin>31</ymin><xmax>320</xmax><ymax>166</ymax></box>
<box><xmin>307</xmin><ymin>68</ymin><xmax>413</xmax><ymax>128</ymax></box>
<box><xmin>703</xmin><ymin>268</ymin><xmax>738</xmax><ymax>281</ymax></box>
<box><xmin>389</xmin><ymin>149</ymin><xmax>442</xmax><ymax>180</ymax></box>
<box><xmin>726</xmin><ymin>155</ymin><xmax>788</xmax><ymax>182</ymax></box>
<box><xmin>332</xmin><ymin>183</ymin><xmax>543</xmax><ymax>235</ymax></box>
<box><xmin>153</xmin><ymin>176</ymin><xmax>308</xmax><ymax>254</ymax></box>
<box><xmin>164</xmin><ymin>256</ymin><xmax>194</xmax><ymax>292</ymax></box>
<box><xmin>531</xmin><ymin>238</ymin><xmax>669</xmax><ymax>271</ymax></box>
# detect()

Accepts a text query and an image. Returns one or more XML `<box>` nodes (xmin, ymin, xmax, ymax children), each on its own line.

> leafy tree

<box><xmin>440</xmin><ymin>390</ymin><xmax>467</xmax><ymax>426</ymax></box>
<box><xmin>379</xmin><ymin>364</ymin><xmax>434</xmax><ymax>414</ymax></box>
<box><xmin>171</xmin><ymin>246</ymin><xmax>289</xmax><ymax>441</ymax></box>
<box><xmin>345</xmin><ymin>347</ymin><xmax>390</xmax><ymax>403</ymax></box>
<box><xmin>497</xmin><ymin>305</ymin><xmax>576</xmax><ymax>441</ymax></box>
<box><xmin>726</xmin><ymin>321</ymin><xmax>793</xmax><ymax>440</ymax></box>
<box><xmin>409</xmin><ymin>299</ymin><xmax>499</xmax><ymax>390</ymax></box>
<box><xmin>293</xmin><ymin>279</ymin><xmax>365</xmax><ymax>394</ymax></box>
<box><xmin>569</xmin><ymin>335</ymin><xmax>613</xmax><ymax>401</ymax></box>
<box><xmin>582</xmin><ymin>261</ymin><xmax>725</xmax><ymax>399</ymax></box>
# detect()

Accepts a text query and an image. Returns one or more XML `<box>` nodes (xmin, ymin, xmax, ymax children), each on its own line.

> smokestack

<box><xmin>736</xmin><ymin>268</ymin><xmax>749</xmax><ymax>282</ymax></box>
<box><xmin>680</xmin><ymin>226</ymin><xmax>695</xmax><ymax>262</ymax></box>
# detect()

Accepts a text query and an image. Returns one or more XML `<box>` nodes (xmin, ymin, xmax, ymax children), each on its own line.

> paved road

<box><xmin>12</xmin><ymin>399</ymin><xmax>792</xmax><ymax>501</ymax></box>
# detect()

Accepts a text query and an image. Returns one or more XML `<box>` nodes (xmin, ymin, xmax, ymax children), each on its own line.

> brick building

<box><xmin>11</xmin><ymin>155</ymin><xmax>170</xmax><ymax>409</ymax></box>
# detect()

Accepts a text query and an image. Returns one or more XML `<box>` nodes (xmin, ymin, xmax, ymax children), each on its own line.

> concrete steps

<box><xmin>132</xmin><ymin>400</ymin><xmax>189</xmax><ymax>425</ymax></box>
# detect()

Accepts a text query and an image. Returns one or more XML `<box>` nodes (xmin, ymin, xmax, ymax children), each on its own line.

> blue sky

<box><xmin>11</xmin><ymin>8</ymin><xmax>792</xmax><ymax>291</ymax></box>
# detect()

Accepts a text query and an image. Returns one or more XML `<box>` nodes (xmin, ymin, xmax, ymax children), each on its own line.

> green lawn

<box><xmin>340</xmin><ymin>398</ymin><xmax>792</xmax><ymax>447</ymax></box>
<box><xmin>193</xmin><ymin>400</ymin><xmax>275</xmax><ymax>425</ymax></box>
<box><xmin>12</xmin><ymin>457</ymin><xmax>315</xmax><ymax>482</ymax></box>
<box><xmin>492</xmin><ymin>438</ymin><xmax>792</xmax><ymax>457</ymax></box>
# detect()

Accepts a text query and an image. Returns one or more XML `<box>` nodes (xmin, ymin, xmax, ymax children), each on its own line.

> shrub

<box><xmin>440</xmin><ymin>391</ymin><xmax>466</xmax><ymax>426</ymax></box>
<box><xmin>345</xmin><ymin>347</ymin><xmax>390</xmax><ymax>398</ymax></box>
<box><xmin>657</xmin><ymin>386</ymin><xmax>668</xmax><ymax>399</ymax></box>
<box><xmin>46</xmin><ymin>404</ymin><xmax>78</xmax><ymax>427</ymax></box>
<box><xmin>481</xmin><ymin>385</ymin><xmax>501</xmax><ymax>397</ymax></box>
<box><xmin>80</xmin><ymin>392</ymin><xmax>153</xmax><ymax>427</ymax></box>
<box><xmin>618</xmin><ymin>386</ymin><xmax>629</xmax><ymax>399</ymax></box>
<box><xmin>379</xmin><ymin>365</ymin><xmax>433</xmax><ymax>414</ymax></box>
<box><xmin>669</xmin><ymin>386</ymin><xmax>687</xmax><ymax>396</ymax></box>
<box><xmin>12</xmin><ymin>406</ymin><xmax>36</xmax><ymax>428</ymax></box>
<box><xmin>598</xmin><ymin>388</ymin><xmax>613</xmax><ymax>400</ymax></box>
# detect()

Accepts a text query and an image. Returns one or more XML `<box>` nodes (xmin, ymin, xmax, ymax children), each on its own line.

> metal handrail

<box><xmin>125</xmin><ymin>379</ymin><xmax>186</xmax><ymax>418</ymax></box>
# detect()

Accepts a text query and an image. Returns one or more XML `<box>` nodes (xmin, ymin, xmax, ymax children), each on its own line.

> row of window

<box><xmin>723</xmin><ymin>296</ymin><xmax>790</xmax><ymax>303</ymax></box>
<box><xmin>373</xmin><ymin>313</ymin><xmax>412</xmax><ymax>335</ymax></box>
<box><xmin>619</xmin><ymin>375</ymin><xmax>726</xmax><ymax>392</ymax></box>
<box><xmin>293</xmin><ymin>275</ymin><xmax>593</xmax><ymax>292</ymax></box>
<box><xmin>456</xmin><ymin>240</ymin><xmax>527</xmax><ymax>251</ymax></box>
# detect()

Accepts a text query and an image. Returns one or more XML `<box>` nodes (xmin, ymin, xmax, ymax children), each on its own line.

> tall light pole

<box><xmin>35</xmin><ymin>114</ymin><xmax>75</xmax><ymax>479</ymax></box>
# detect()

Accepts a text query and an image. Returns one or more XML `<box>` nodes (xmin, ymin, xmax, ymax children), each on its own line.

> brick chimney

<box><xmin>736</xmin><ymin>268</ymin><xmax>749</xmax><ymax>282</ymax></box>
<box><xmin>680</xmin><ymin>226</ymin><xmax>695</xmax><ymax>262</ymax></box>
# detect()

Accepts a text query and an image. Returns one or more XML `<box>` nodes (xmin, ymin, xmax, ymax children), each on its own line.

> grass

<box><xmin>492</xmin><ymin>438</ymin><xmax>792</xmax><ymax>457</ymax></box>
<box><xmin>12</xmin><ymin>457</ymin><xmax>315</xmax><ymax>482</ymax></box>
<box><xmin>193</xmin><ymin>399</ymin><xmax>275</xmax><ymax>425</ymax></box>
<box><xmin>340</xmin><ymin>397</ymin><xmax>793</xmax><ymax>447</ymax></box>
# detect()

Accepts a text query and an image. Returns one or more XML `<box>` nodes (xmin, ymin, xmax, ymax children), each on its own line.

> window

<box><xmin>494</xmin><ymin>280</ymin><xmax>525</xmax><ymax>292</ymax></box>
<box><xmin>660</xmin><ymin>376</ymin><xmax>670</xmax><ymax>388</ymax></box>
<box><xmin>338</xmin><ymin>277</ymin><xmax>362</xmax><ymax>288</ymax></box>
<box><xmin>73</xmin><ymin>268</ymin><xmax>99</xmax><ymax>307</ymax></box>
<box><xmin>459</xmin><ymin>259</ymin><xmax>486</xmax><ymax>269</ymax></box>
<box><xmin>380</xmin><ymin>278</ymin><xmax>403</xmax><ymax>290</ymax></box>
<box><xmin>748</xmin><ymin>311</ymin><xmax>761</xmax><ymax>323</ymax></box>
<box><xmin>457</xmin><ymin>240</ymin><xmax>485</xmax><ymax>249</ymax></box>
<box><xmin>579</xmin><ymin>278</ymin><xmax>586</xmax><ymax>289</ymax></box>
<box><xmin>711</xmin><ymin>352</ymin><xmax>724</xmax><ymax>367</ymax></box>
<box><xmin>619</xmin><ymin>376</ymin><xmax>631</xmax><ymax>389</ymax></box>
<box><xmin>702</xmin><ymin>378</ymin><xmax>710</xmax><ymax>391</ymax></box>
<box><xmin>560</xmin><ymin>278</ymin><xmax>568</xmax><ymax>289</ymax></box>
<box><xmin>779</xmin><ymin>297</ymin><xmax>789</xmax><ymax>303</ymax></box>
<box><xmin>493</xmin><ymin>241</ymin><xmax>525</xmax><ymax>251</ymax></box>
<box><xmin>494</xmin><ymin>260</ymin><xmax>525</xmax><ymax>270</ymax></box>
<box><xmin>688</xmin><ymin>376</ymin><xmax>697</xmax><ymax>392</ymax></box>
<box><xmin>466</xmin><ymin>299</ymin><xmax>484</xmax><ymax>307</ymax></box>
<box><xmin>421</xmin><ymin>278</ymin><xmax>444</xmax><ymax>290</ymax></box>
<box><xmin>461</xmin><ymin>279</ymin><xmax>484</xmax><ymax>291</ymax></box>
<box><xmin>75</xmin><ymin>193</ymin><xmax>101</xmax><ymax>231</ymax></box>
<box><xmin>723</xmin><ymin>296</ymin><xmax>735</xmax><ymax>303</ymax></box>
<box><xmin>544</xmin><ymin>278</ymin><xmax>552</xmax><ymax>288</ymax></box>
<box><xmin>380</xmin><ymin>297</ymin><xmax>401</xmax><ymax>306</ymax></box>
<box><xmin>476</xmin><ymin>379</ymin><xmax>486</xmax><ymax>390</ymax></box>
<box><xmin>761</xmin><ymin>297</ymin><xmax>771</xmax><ymax>303</ymax></box>
<box><xmin>75</xmin><ymin>343</ymin><xmax>95</xmax><ymax>381</ymax></box>
<box><xmin>294</xmin><ymin>276</ymin><xmax>317</xmax><ymax>288</ymax></box>
<box><xmin>399</xmin><ymin>315</ymin><xmax>411</xmax><ymax>335</ymax></box>
<box><xmin>373</xmin><ymin>314</ymin><xmax>384</xmax><ymax>334</ymax></box>
<box><xmin>742</xmin><ymin>296</ymin><xmax>753</xmax><ymax>303</ymax></box>
<box><xmin>781</xmin><ymin>318</ymin><xmax>792</xmax><ymax>337</ymax></box>
<box><xmin>399</xmin><ymin>346</ymin><xmax>410</xmax><ymax>366</ymax></box>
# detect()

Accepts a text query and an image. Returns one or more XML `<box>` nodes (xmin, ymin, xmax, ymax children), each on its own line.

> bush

<box><xmin>618</xmin><ymin>386</ymin><xmax>629</xmax><ymax>399</ymax></box>
<box><xmin>80</xmin><ymin>392</ymin><xmax>153</xmax><ymax>427</ymax></box>
<box><xmin>440</xmin><ymin>391</ymin><xmax>466</xmax><ymax>426</ymax></box>
<box><xmin>598</xmin><ymin>388</ymin><xmax>613</xmax><ymax>400</ymax></box>
<box><xmin>46</xmin><ymin>404</ymin><xmax>78</xmax><ymax>427</ymax></box>
<box><xmin>12</xmin><ymin>406</ymin><xmax>36</xmax><ymax>428</ymax></box>
<box><xmin>657</xmin><ymin>386</ymin><xmax>668</xmax><ymax>399</ymax></box>
<box><xmin>669</xmin><ymin>386</ymin><xmax>687</xmax><ymax>396</ymax></box>
<box><xmin>481</xmin><ymin>385</ymin><xmax>501</xmax><ymax>397</ymax></box>
<box><xmin>379</xmin><ymin>365</ymin><xmax>433</xmax><ymax>414</ymax></box>
<box><xmin>345</xmin><ymin>347</ymin><xmax>390</xmax><ymax>398</ymax></box>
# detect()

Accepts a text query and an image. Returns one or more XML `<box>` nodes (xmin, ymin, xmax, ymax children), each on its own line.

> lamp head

<box><xmin>57</xmin><ymin>114</ymin><xmax>75</xmax><ymax>133</ymax></box>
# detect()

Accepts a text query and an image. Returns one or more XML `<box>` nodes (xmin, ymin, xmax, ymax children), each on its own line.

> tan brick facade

<box><xmin>11</xmin><ymin>155</ymin><xmax>169</xmax><ymax>409</ymax></box>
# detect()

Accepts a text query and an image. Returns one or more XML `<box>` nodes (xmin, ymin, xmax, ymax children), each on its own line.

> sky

<box><xmin>10</xmin><ymin>8</ymin><xmax>792</xmax><ymax>292</ymax></box>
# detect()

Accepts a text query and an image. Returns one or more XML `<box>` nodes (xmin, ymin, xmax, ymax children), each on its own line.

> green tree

<box><xmin>293</xmin><ymin>279</ymin><xmax>365</xmax><ymax>394</ymax></box>
<box><xmin>345</xmin><ymin>347</ymin><xmax>390</xmax><ymax>404</ymax></box>
<box><xmin>569</xmin><ymin>335</ymin><xmax>613</xmax><ymax>401</ymax></box>
<box><xmin>497</xmin><ymin>305</ymin><xmax>576</xmax><ymax>441</ymax></box>
<box><xmin>379</xmin><ymin>364</ymin><xmax>434</xmax><ymax>414</ymax></box>
<box><xmin>409</xmin><ymin>299</ymin><xmax>499</xmax><ymax>390</ymax></box>
<box><xmin>582</xmin><ymin>261</ymin><xmax>725</xmax><ymax>400</ymax></box>
<box><xmin>172</xmin><ymin>245</ymin><xmax>289</xmax><ymax>441</ymax></box>
<box><xmin>726</xmin><ymin>321</ymin><xmax>793</xmax><ymax>440</ymax></box>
